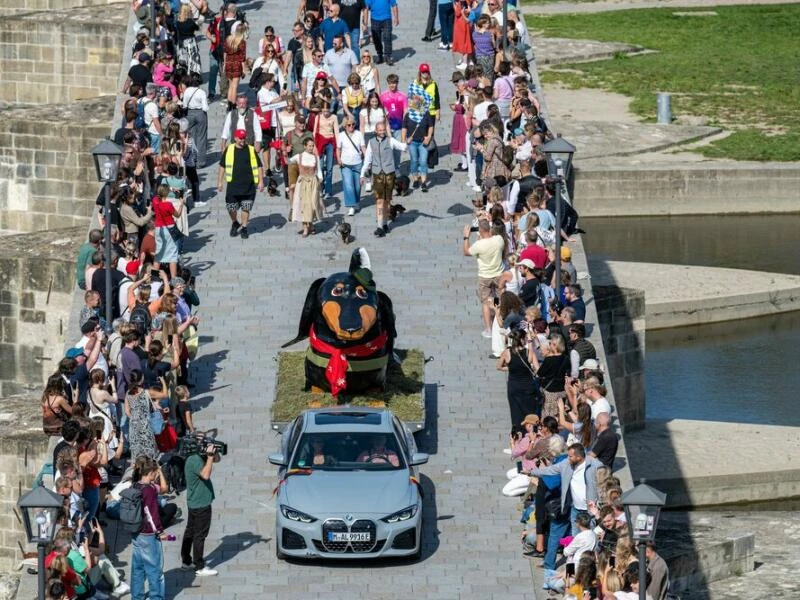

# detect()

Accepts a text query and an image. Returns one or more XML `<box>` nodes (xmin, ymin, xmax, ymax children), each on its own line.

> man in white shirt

<box><xmin>220</xmin><ymin>94</ymin><xmax>262</xmax><ymax>153</ymax></box>
<box><xmin>142</xmin><ymin>83</ymin><xmax>162</xmax><ymax>152</ymax></box>
<box><xmin>584</xmin><ymin>379</ymin><xmax>611</xmax><ymax>422</ymax></box>
<box><xmin>180</xmin><ymin>76</ymin><xmax>209</xmax><ymax>167</ymax></box>
<box><xmin>462</xmin><ymin>219</ymin><xmax>505</xmax><ymax>338</ymax></box>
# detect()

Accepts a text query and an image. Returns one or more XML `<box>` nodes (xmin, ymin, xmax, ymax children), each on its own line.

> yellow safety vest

<box><xmin>224</xmin><ymin>144</ymin><xmax>259</xmax><ymax>183</ymax></box>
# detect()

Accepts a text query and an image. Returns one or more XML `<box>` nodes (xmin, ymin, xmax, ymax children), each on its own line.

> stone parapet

<box><xmin>0</xmin><ymin>97</ymin><xmax>114</xmax><ymax>232</ymax></box>
<box><xmin>0</xmin><ymin>227</ymin><xmax>84</xmax><ymax>396</ymax></box>
<box><xmin>0</xmin><ymin>0</ymin><xmax>121</xmax><ymax>17</ymax></box>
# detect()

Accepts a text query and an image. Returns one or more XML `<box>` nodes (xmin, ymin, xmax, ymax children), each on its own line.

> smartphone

<box><xmin>565</xmin><ymin>562</ymin><xmax>575</xmax><ymax>577</ymax></box>
<box><xmin>609</xmin><ymin>555</ymin><xmax>616</xmax><ymax>568</ymax></box>
<box><xmin>90</xmin><ymin>531</ymin><xmax>100</xmax><ymax>548</ymax></box>
<box><xmin>469</xmin><ymin>225</ymin><xmax>480</xmax><ymax>232</ymax></box>
<box><xmin>150</xmin><ymin>268</ymin><xmax>160</xmax><ymax>279</ymax></box>
<box><xmin>516</xmin><ymin>461</ymin><xmax>523</xmax><ymax>473</ymax></box>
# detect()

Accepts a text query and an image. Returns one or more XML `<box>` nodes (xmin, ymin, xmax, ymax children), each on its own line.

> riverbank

<box><xmin>588</xmin><ymin>260</ymin><xmax>800</xmax><ymax>329</ymax></box>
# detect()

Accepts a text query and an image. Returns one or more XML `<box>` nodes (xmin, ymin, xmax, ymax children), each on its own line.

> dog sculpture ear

<box><xmin>281</xmin><ymin>277</ymin><xmax>325</xmax><ymax>348</ymax></box>
<box><xmin>348</xmin><ymin>247</ymin><xmax>371</xmax><ymax>273</ymax></box>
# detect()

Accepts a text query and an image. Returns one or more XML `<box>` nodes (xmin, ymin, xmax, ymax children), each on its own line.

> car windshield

<box><xmin>290</xmin><ymin>432</ymin><xmax>405</xmax><ymax>471</ymax></box>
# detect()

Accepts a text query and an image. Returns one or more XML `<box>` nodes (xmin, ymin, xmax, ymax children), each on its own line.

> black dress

<box><xmin>506</xmin><ymin>349</ymin><xmax>541</xmax><ymax>430</ymax></box>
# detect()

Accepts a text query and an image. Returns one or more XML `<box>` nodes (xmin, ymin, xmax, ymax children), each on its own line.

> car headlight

<box><xmin>280</xmin><ymin>505</ymin><xmax>317</xmax><ymax>523</ymax></box>
<box><xmin>381</xmin><ymin>505</ymin><xmax>418</xmax><ymax>523</ymax></box>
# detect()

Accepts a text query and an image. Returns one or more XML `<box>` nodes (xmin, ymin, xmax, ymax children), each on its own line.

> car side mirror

<box><xmin>268</xmin><ymin>452</ymin><xmax>287</xmax><ymax>466</ymax></box>
<box><xmin>409</xmin><ymin>452</ymin><xmax>429</xmax><ymax>466</ymax></box>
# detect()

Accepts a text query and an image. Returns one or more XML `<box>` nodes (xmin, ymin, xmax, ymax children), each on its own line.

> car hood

<box><xmin>283</xmin><ymin>469</ymin><xmax>415</xmax><ymax>516</ymax></box>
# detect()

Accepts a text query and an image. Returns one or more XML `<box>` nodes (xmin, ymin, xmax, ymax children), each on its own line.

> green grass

<box><xmin>526</xmin><ymin>5</ymin><xmax>800</xmax><ymax>160</ymax></box>
<box><xmin>272</xmin><ymin>349</ymin><xmax>426</xmax><ymax>425</ymax></box>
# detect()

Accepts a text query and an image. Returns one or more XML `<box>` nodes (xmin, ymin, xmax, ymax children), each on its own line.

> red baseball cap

<box><xmin>419</xmin><ymin>63</ymin><xmax>431</xmax><ymax>73</ymax></box>
<box><xmin>125</xmin><ymin>260</ymin><xmax>141</xmax><ymax>276</ymax></box>
<box><xmin>233</xmin><ymin>129</ymin><xmax>247</xmax><ymax>140</ymax></box>
<box><xmin>315</xmin><ymin>71</ymin><xmax>328</xmax><ymax>80</ymax></box>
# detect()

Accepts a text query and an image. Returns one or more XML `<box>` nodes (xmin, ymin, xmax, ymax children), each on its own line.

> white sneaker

<box><xmin>466</xmin><ymin>183</ymin><xmax>481</xmax><ymax>192</ymax></box>
<box><xmin>347</xmin><ymin>207</ymin><xmax>355</xmax><ymax>216</ymax></box>
<box><xmin>455</xmin><ymin>61</ymin><xmax>467</xmax><ymax>70</ymax></box>
<box><xmin>438</xmin><ymin>42</ymin><xmax>448</xmax><ymax>50</ymax></box>
<box><xmin>193</xmin><ymin>201</ymin><xmax>208</xmax><ymax>207</ymax></box>
<box><xmin>481</xmin><ymin>329</ymin><xmax>492</xmax><ymax>339</ymax></box>
<box><xmin>195</xmin><ymin>567</ymin><xmax>218</xmax><ymax>577</ymax></box>
<box><xmin>365</xmin><ymin>182</ymin><xmax>372</xmax><ymax>192</ymax></box>
<box><xmin>112</xmin><ymin>582</ymin><xmax>130</xmax><ymax>595</ymax></box>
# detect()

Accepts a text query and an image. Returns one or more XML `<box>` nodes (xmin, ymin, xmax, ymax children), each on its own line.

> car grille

<box><xmin>281</xmin><ymin>528</ymin><xmax>307</xmax><ymax>550</ymax></box>
<box><xmin>313</xmin><ymin>539</ymin><xmax>386</xmax><ymax>554</ymax></box>
<box><xmin>319</xmin><ymin>519</ymin><xmax>378</xmax><ymax>553</ymax></box>
<box><xmin>350</xmin><ymin>519</ymin><xmax>376</xmax><ymax>552</ymax></box>
<box><xmin>391</xmin><ymin>527</ymin><xmax>416</xmax><ymax>550</ymax></box>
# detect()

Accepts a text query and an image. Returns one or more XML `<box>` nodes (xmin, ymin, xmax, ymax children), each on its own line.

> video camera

<box><xmin>176</xmin><ymin>432</ymin><xmax>228</xmax><ymax>458</ymax></box>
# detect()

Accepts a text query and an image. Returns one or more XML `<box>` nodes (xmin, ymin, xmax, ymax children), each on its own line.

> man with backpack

<box><xmin>121</xmin><ymin>457</ymin><xmax>168</xmax><ymax>600</ymax></box>
<box><xmin>181</xmin><ymin>442</ymin><xmax>219</xmax><ymax>577</ymax></box>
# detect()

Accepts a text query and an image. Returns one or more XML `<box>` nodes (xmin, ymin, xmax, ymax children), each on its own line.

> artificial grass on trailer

<box><xmin>272</xmin><ymin>348</ymin><xmax>426</xmax><ymax>425</ymax></box>
<box><xmin>526</xmin><ymin>4</ymin><xmax>800</xmax><ymax>161</ymax></box>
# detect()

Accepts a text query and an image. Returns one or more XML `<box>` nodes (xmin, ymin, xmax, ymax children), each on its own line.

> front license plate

<box><xmin>328</xmin><ymin>532</ymin><xmax>371</xmax><ymax>542</ymax></box>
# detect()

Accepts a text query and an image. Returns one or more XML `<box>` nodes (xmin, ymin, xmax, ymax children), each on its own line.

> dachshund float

<box><xmin>282</xmin><ymin>248</ymin><xmax>396</xmax><ymax>397</ymax></box>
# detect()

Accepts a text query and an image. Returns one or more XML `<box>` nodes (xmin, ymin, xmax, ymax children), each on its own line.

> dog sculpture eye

<box><xmin>331</xmin><ymin>284</ymin><xmax>345</xmax><ymax>297</ymax></box>
<box><xmin>354</xmin><ymin>286</ymin><xmax>368</xmax><ymax>300</ymax></box>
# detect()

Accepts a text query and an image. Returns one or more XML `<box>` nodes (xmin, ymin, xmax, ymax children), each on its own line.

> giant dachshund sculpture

<box><xmin>282</xmin><ymin>248</ymin><xmax>396</xmax><ymax>397</ymax></box>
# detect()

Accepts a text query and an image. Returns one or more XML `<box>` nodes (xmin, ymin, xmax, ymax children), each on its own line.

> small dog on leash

<box><xmin>337</xmin><ymin>221</ymin><xmax>352</xmax><ymax>244</ymax></box>
<box><xmin>267</xmin><ymin>177</ymin><xmax>280</xmax><ymax>197</ymax></box>
<box><xmin>394</xmin><ymin>175</ymin><xmax>411</xmax><ymax>197</ymax></box>
<box><xmin>389</xmin><ymin>204</ymin><xmax>406</xmax><ymax>221</ymax></box>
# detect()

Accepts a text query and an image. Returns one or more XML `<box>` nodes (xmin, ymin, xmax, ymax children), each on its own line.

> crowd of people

<box><xmin>29</xmin><ymin>0</ymin><xmax>675</xmax><ymax>597</ymax></box>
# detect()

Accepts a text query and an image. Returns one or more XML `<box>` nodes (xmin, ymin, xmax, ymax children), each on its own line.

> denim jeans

<box><xmin>340</xmin><ymin>162</ymin><xmax>362</xmax><ymax>207</ymax></box>
<box><xmin>208</xmin><ymin>52</ymin><xmax>219</xmax><ymax>97</ymax></box>
<box><xmin>543</xmin><ymin>514</ymin><xmax>570</xmax><ymax>571</ymax></box>
<box><xmin>131</xmin><ymin>534</ymin><xmax>164</xmax><ymax>600</ymax></box>
<box><xmin>437</xmin><ymin>3</ymin><xmax>454</xmax><ymax>45</ymax></box>
<box><xmin>83</xmin><ymin>486</ymin><xmax>100</xmax><ymax>521</ymax></box>
<box><xmin>371</xmin><ymin>19</ymin><xmax>392</xmax><ymax>60</ymax></box>
<box><xmin>321</xmin><ymin>142</ymin><xmax>335</xmax><ymax>196</ymax></box>
<box><xmin>408</xmin><ymin>141</ymin><xmax>429</xmax><ymax>177</ymax></box>
<box><xmin>349</xmin><ymin>27</ymin><xmax>361</xmax><ymax>61</ymax></box>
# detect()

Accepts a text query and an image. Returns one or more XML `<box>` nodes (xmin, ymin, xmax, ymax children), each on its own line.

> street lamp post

<box><xmin>18</xmin><ymin>486</ymin><xmax>64</xmax><ymax>600</ymax></box>
<box><xmin>622</xmin><ymin>482</ymin><xmax>667</xmax><ymax>600</ymax></box>
<box><xmin>541</xmin><ymin>135</ymin><xmax>576</xmax><ymax>299</ymax></box>
<box><xmin>90</xmin><ymin>139</ymin><xmax>123</xmax><ymax>334</ymax></box>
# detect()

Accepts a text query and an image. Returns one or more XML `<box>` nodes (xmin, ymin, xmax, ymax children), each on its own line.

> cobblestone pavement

<box><xmin>153</xmin><ymin>0</ymin><xmax>532</xmax><ymax>598</ymax></box>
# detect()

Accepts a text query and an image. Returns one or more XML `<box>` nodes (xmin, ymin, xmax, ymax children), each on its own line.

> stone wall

<box><xmin>0</xmin><ymin>98</ymin><xmax>114</xmax><ymax>232</ymax></box>
<box><xmin>0</xmin><ymin>227</ymin><xmax>84</xmax><ymax>397</ymax></box>
<box><xmin>0</xmin><ymin>3</ymin><xmax>128</xmax><ymax>104</ymax></box>
<box><xmin>0</xmin><ymin>0</ymin><xmax>120</xmax><ymax>16</ymax></box>
<box><xmin>593</xmin><ymin>285</ymin><xmax>646</xmax><ymax>431</ymax></box>
<box><xmin>0</xmin><ymin>398</ymin><xmax>52</xmax><ymax>572</ymax></box>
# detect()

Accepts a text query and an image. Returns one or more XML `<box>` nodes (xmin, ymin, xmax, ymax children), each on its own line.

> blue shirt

<box><xmin>366</xmin><ymin>0</ymin><xmax>396</xmax><ymax>22</ymax></box>
<box><xmin>319</xmin><ymin>17</ymin><xmax>349</xmax><ymax>51</ymax></box>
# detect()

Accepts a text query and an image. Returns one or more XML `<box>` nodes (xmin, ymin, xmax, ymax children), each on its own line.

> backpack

<box><xmin>129</xmin><ymin>302</ymin><xmax>151</xmax><ymax>335</ymax></box>
<box><xmin>547</xmin><ymin>195</ymin><xmax>580</xmax><ymax>236</ymax></box>
<box><xmin>119</xmin><ymin>485</ymin><xmax>144</xmax><ymax>533</ymax></box>
<box><xmin>163</xmin><ymin>454</ymin><xmax>186</xmax><ymax>495</ymax></box>
<box><xmin>501</xmin><ymin>144</ymin><xmax>516</xmax><ymax>170</ymax></box>
<box><xmin>134</xmin><ymin>99</ymin><xmax>152</xmax><ymax>130</ymax></box>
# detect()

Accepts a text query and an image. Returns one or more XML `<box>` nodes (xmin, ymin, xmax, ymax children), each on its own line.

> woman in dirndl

<box><xmin>289</xmin><ymin>137</ymin><xmax>325</xmax><ymax>237</ymax></box>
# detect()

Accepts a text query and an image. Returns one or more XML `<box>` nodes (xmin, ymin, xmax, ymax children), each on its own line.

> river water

<box><xmin>581</xmin><ymin>214</ymin><xmax>800</xmax><ymax>425</ymax></box>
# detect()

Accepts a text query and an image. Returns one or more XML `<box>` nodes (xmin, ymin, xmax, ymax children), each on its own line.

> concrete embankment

<box><xmin>574</xmin><ymin>162</ymin><xmax>800</xmax><ymax>217</ymax></box>
<box><xmin>589</xmin><ymin>260</ymin><xmax>800</xmax><ymax>329</ymax></box>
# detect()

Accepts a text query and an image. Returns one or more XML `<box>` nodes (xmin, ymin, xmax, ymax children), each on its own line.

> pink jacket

<box><xmin>511</xmin><ymin>435</ymin><xmax>539</xmax><ymax>473</ymax></box>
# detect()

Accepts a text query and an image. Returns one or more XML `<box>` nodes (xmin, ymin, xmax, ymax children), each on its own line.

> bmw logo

<box><xmin>344</xmin><ymin>514</ymin><xmax>354</xmax><ymax>522</ymax></box>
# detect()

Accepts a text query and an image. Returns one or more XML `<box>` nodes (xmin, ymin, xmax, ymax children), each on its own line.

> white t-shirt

<box><xmin>257</xmin><ymin>88</ymin><xmax>280</xmax><ymax>123</ymax></box>
<box><xmin>590</xmin><ymin>396</ymin><xmax>611</xmax><ymax>421</ymax></box>
<box><xmin>570</xmin><ymin>461</ymin><xmax>588</xmax><ymax>510</ymax></box>
<box><xmin>361</xmin><ymin>107</ymin><xmax>386</xmax><ymax>134</ymax></box>
<box><xmin>473</xmin><ymin>100</ymin><xmax>492</xmax><ymax>125</ymax></box>
<box><xmin>337</xmin><ymin>129</ymin><xmax>366</xmax><ymax>166</ymax></box>
<box><xmin>144</xmin><ymin>99</ymin><xmax>160</xmax><ymax>136</ymax></box>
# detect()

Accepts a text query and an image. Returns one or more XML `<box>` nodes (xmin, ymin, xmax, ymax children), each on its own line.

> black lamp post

<box><xmin>90</xmin><ymin>139</ymin><xmax>123</xmax><ymax>334</ymax></box>
<box><xmin>18</xmin><ymin>486</ymin><xmax>64</xmax><ymax>600</ymax></box>
<box><xmin>622</xmin><ymin>482</ymin><xmax>667</xmax><ymax>600</ymax></box>
<box><xmin>541</xmin><ymin>135</ymin><xmax>576</xmax><ymax>299</ymax></box>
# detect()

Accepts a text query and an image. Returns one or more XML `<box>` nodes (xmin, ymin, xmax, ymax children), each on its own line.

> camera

<box><xmin>177</xmin><ymin>433</ymin><xmax>228</xmax><ymax>458</ymax></box>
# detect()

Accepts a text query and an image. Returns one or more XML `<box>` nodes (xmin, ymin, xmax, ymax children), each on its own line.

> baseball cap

<box><xmin>418</xmin><ymin>63</ymin><xmax>430</xmax><ymax>73</ymax></box>
<box><xmin>138</xmin><ymin>52</ymin><xmax>151</xmax><ymax>62</ymax></box>
<box><xmin>233</xmin><ymin>129</ymin><xmax>247</xmax><ymax>140</ymax></box>
<box><xmin>561</xmin><ymin>247</ymin><xmax>572</xmax><ymax>261</ymax></box>
<box><xmin>125</xmin><ymin>260</ymin><xmax>141</xmax><ymax>276</ymax></box>
<box><xmin>518</xmin><ymin>258</ymin><xmax>536</xmax><ymax>270</ymax></box>
<box><xmin>580</xmin><ymin>358</ymin><xmax>601</xmax><ymax>371</ymax></box>
<box><xmin>315</xmin><ymin>71</ymin><xmax>328</xmax><ymax>80</ymax></box>
<box><xmin>521</xmin><ymin>414</ymin><xmax>540</xmax><ymax>427</ymax></box>
<box><xmin>65</xmin><ymin>347</ymin><xmax>84</xmax><ymax>359</ymax></box>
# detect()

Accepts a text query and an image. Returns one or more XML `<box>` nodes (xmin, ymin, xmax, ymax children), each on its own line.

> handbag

<box><xmin>544</xmin><ymin>493</ymin><xmax>566</xmax><ymax>521</ymax></box>
<box><xmin>426</xmin><ymin>137</ymin><xmax>439</xmax><ymax>169</ymax></box>
<box><xmin>182</xmin><ymin>324</ymin><xmax>199</xmax><ymax>360</ymax></box>
<box><xmin>155</xmin><ymin>422</ymin><xmax>178</xmax><ymax>452</ymax></box>
<box><xmin>167</xmin><ymin>224</ymin><xmax>184</xmax><ymax>242</ymax></box>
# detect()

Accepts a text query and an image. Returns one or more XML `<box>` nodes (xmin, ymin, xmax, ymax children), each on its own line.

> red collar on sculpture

<box><xmin>309</xmin><ymin>325</ymin><xmax>388</xmax><ymax>396</ymax></box>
